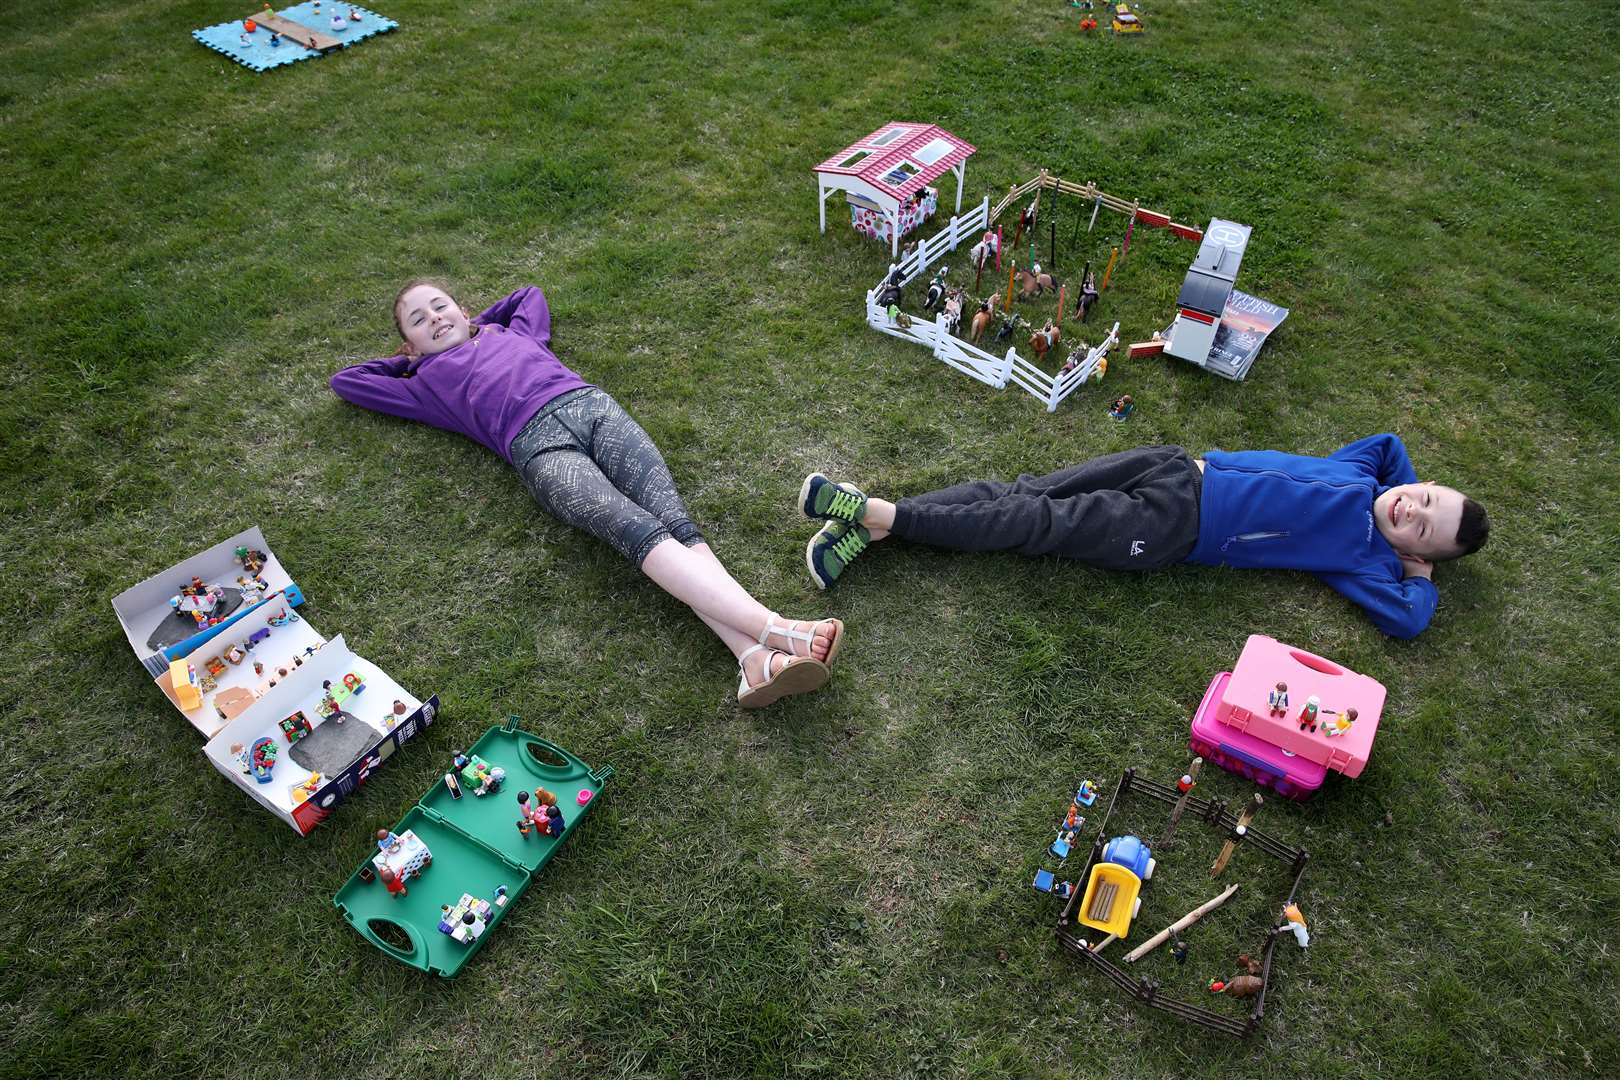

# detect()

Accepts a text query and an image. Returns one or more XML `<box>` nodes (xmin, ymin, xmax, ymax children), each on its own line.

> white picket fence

<box><xmin>864</xmin><ymin>195</ymin><xmax>1118</xmax><ymax>412</ymax></box>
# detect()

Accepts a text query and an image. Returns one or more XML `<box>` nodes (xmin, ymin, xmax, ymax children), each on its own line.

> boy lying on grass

<box><xmin>798</xmin><ymin>434</ymin><xmax>1487</xmax><ymax>639</ymax></box>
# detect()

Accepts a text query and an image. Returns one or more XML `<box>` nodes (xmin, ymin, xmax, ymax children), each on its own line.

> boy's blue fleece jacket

<box><xmin>1186</xmin><ymin>433</ymin><xmax>1439</xmax><ymax>638</ymax></box>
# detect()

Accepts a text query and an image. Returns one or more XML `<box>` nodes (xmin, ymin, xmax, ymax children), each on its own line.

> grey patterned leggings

<box><xmin>510</xmin><ymin>388</ymin><xmax>705</xmax><ymax>565</ymax></box>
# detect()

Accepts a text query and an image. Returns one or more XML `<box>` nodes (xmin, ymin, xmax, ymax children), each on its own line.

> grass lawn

<box><xmin>3</xmin><ymin>0</ymin><xmax>1617</xmax><ymax>1076</ymax></box>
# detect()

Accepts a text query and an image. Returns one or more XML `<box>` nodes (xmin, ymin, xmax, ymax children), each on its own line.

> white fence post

<box><xmin>999</xmin><ymin>348</ymin><xmax>1015</xmax><ymax>389</ymax></box>
<box><xmin>934</xmin><ymin>313</ymin><xmax>950</xmax><ymax>359</ymax></box>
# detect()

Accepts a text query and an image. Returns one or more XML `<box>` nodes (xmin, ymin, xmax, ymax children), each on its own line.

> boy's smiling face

<box><xmin>397</xmin><ymin>284</ymin><xmax>471</xmax><ymax>357</ymax></box>
<box><xmin>1373</xmin><ymin>482</ymin><xmax>1466</xmax><ymax>559</ymax></box>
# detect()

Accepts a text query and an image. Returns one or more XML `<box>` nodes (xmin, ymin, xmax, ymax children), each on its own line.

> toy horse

<box><xmin>970</xmin><ymin>231</ymin><xmax>999</xmax><ymax>270</ymax></box>
<box><xmin>1017</xmin><ymin>265</ymin><xmax>1058</xmax><ymax>300</ymax></box>
<box><xmin>1074</xmin><ymin>265</ymin><xmax>1100</xmax><ymax>322</ymax></box>
<box><xmin>994</xmin><ymin>314</ymin><xmax>1024</xmax><ymax>344</ymax></box>
<box><xmin>942</xmin><ymin>289</ymin><xmax>964</xmax><ymax>337</ymax></box>
<box><xmin>1060</xmin><ymin>343</ymin><xmax>1089</xmax><ymax>374</ymax></box>
<box><xmin>969</xmin><ymin>296</ymin><xmax>997</xmax><ymax>344</ymax></box>
<box><xmin>924</xmin><ymin>268</ymin><xmax>948</xmax><ymax>312</ymax></box>
<box><xmin>1029</xmin><ymin>320</ymin><xmax>1060</xmax><ymax>360</ymax></box>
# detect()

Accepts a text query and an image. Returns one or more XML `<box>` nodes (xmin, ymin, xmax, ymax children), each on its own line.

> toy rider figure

<box><xmin>1268</xmin><ymin>681</ymin><xmax>1289</xmax><ymax>717</ymax></box>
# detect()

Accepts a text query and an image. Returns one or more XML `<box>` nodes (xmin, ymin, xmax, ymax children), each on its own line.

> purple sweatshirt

<box><xmin>330</xmin><ymin>286</ymin><xmax>590</xmax><ymax>464</ymax></box>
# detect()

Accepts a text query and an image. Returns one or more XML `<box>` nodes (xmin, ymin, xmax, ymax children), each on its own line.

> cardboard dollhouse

<box><xmin>112</xmin><ymin>527</ymin><xmax>438</xmax><ymax>836</ymax></box>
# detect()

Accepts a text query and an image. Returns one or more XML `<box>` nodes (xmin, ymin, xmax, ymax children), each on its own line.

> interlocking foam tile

<box><xmin>192</xmin><ymin>4</ymin><xmax>398</xmax><ymax>73</ymax></box>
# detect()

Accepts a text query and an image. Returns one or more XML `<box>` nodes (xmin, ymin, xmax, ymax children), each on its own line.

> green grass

<box><xmin>3</xmin><ymin>0</ymin><xmax>1617</xmax><ymax>1076</ymax></box>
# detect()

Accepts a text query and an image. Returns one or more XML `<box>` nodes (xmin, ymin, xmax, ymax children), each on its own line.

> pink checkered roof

<box><xmin>814</xmin><ymin>123</ymin><xmax>976</xmax><ymax>202</ymax></box>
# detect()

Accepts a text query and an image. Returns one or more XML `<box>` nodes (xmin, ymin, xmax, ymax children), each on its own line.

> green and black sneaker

<box><xmin>799</xmin><ymin>473</ymin><xmax>868</xmax><ymax>523</ymax></box>
<box><xmin>806</xmin><ymin>520</ymin><xmax>871</xmax><ymax>590</ymax></box>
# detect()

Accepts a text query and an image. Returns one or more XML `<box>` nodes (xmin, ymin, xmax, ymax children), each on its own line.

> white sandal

<box><xmin>736</xmin><ymin>644</ymin><xmax>828</xmax><ymax>709</ymax></box>
<box><xmin>759</xmin><ymin>613</ymin><xmax>846</xmax><ymax>668</ymax></box>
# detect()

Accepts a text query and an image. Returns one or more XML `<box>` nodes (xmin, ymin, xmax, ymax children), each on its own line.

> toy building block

<box><xmin>1128</xmin><ymin>338</ymin><xmax>1165</xmax><ymax>358</ymax></box>
<box><xmin>279</xmin><ymin>710</ymin><xmax>313</xmax><ymax>744</ymax></box>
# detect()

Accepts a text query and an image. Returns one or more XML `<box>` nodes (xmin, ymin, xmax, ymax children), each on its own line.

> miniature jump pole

<box><xmin>1160</xmin><ymin>757</ymin><xmax>1203</xmax><ymax>848</ymax></box>
<box><xmin>1211</xmin><ymin>794</ymin><xmax>1264</xmax><ymax>878</ymax></box>
<box><xmin>1055</xmin><ymin>284</ymin><xmax>1067</xmax><ymax>327</ymax></box>
<box><xmin>1050</xmin><ymin>220</ymin><xmax>1057</xmax><ymax>269</ymax></box>
<box><xmin>1005</xmin><ymin>261</ymin><xmax>1017</xmax><ymax>312</ymax></box>
<box><xmin>1101</xmin><ymin>246</ymin><xmax>1119</xmax><ymax>290</ymax></box>
<box><xmin>1123</xmin><ymin>883</ymin><xmax>1241</xmax><ymax>963</ymax></box>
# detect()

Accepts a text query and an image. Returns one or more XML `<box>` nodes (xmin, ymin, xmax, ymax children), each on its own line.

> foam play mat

<box><xmin>192</xmin><ymin>4</ymin><xmax>397</xmax><ymax>72</ymax></box>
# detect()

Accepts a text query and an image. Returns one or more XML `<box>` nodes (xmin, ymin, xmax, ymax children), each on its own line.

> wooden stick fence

<box><xmin>991</xmin><ymin>172</ymin><xmax>1204</xmax><ymax>244</ymax></box>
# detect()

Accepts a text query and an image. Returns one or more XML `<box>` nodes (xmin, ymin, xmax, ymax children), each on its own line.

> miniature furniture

<box><xmin>815</xmin><ymin>123</ymin><xmax>975</xmax><ymax>256</ymax></box>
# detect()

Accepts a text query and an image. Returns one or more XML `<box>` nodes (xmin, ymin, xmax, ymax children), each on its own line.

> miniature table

<box><xmin>372</xmin><ymin>829</ymin><xmax>432</xmax><ymax>880</ymax></box>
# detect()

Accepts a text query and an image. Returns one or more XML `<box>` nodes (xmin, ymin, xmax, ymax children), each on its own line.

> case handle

<box><xmin>359</xmin><ymin>916</ymin><xmax>422</xmax><ymax>960</ymax></box>
<box><xmin>1287</xmin><ymin>649</ymin><xmax>1344</xmax><ymax>677</ymax></box>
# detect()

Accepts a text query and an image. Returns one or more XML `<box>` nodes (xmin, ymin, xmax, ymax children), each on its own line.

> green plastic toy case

<box><xmin>333</xmin><ymin>718</ymin><xmax>612</xmax><ymax>977</ymax></box>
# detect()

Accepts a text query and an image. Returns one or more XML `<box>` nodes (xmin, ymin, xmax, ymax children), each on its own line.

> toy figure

<box><xmin>331</xmin><ymin>13</ymin><xmax>346</xmax><ymax>30</ymax></box>
<box><xmin>1053</xmin><ymin>879</ymin><xmax>1076</xmax><ymax>901</ymax></box>
<box><xmin>452</xmin><ymin>750</ymin><xmax>470</xmax><ymax>772</ymax></box>
<box><xmin>969</xmin><ymin>297</ymin><xmax>996</xmax><ymax>345</ymax></box>
<box><xmin>1268</xmin><ymin>681</ymin><xmax>1289</xmax><ymax>717</ymax></box>
<box><xmin>533</xmin><ymin>786</ymin><xmax>558</xmax><ymax>807</ymax></box>
<box><xmin>1171</xmin><ymin>940</ymin><xmax>1189</xmax><ymax>965</ymax></box>
<box><xmin>1063</xmin><ymin>803</ymin><xmax>1083</xmax><ymax>830</ymax></box>
<box><xmin>1175</xmin><ymin>771</ymin><xmax>1196</xmax><ymax>795</ymax></box>
<box><xmin>1274</xmin><ymin>903</ymin><xmax>1310</xmax><ymax>948</ymax></box>
<box><xmin>1298</xmin><ymin>695</ymin><xmax>1321</xmax><ymax>732</ymax></box>
<box><xmin>376</xmin><ymin>828</ymin><xmax>402</xmax><ymax>854</ymax></box>
<box><xmin>474</xmin><ymin>766</ymin><xmax>506</xmax><ymax>797</ymax></box>
<box><xmin>1324</xmin><ymin>707</ymin><xmax>1357</xmax><ymax>737</ymax></box>
<box><xmin>516</xmin><ymin>816</ymin><xmax>532</xmax><ymax>838</ymax></box>
<box><xmin>225</xmin><ymin>645</ymin><xmax>245</xmax><ymax>665</ymax></box>
<box><xmin>923</xmin><ymin>268</ymin><xmax>948</xmax><ymax>312</ymax></box>
<box><xmin>1076</xmin><ymin>780</ymin><xmax>1098</xmax><ymax>807</ymax></box>
<box><xmin>234</xmin><ymin>546</ymin><xmax>268</xmax><ymax>574</ymax></box>
<box><xmin>350</xmin><ymin>8</ymin><xmax>362</xmax><ymax>21</ymax></box>
<box><xmin>253</xmin><ymin>660</ymin><xmax>264</xmax><ymax>675</ymax></box>
<box><xmin>543</xmin><ymin>804</ymin><xmax>565</xmax><ymax>837</ymax></box>
<box><xmin>379</xmin><ymin>866</ymin><xmax>407</xmax><ymax>898</ymax></box>
<box><xmin>1107</xmin><ymin>394</ymin><xmax>1134</xmax><ymax>421</ymax></box>
<box><xmin>239</xmin><ymin>32</ymin><xmax>252</xmax><ymax>47</ymax></box>
<box><xmin>269</xmin><ymin>31</ymin><xmax>281</xmax><ymax>46</ymax></box>
<box><xmin>516</xmin><ymin>790</ymin><xmax>535</xmax><ymax>822</ymax></box>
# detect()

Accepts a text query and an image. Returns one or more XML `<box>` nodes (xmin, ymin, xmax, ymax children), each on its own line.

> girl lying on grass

<box><xmin>331</xmin><ymin>281</ymin><xmax>843</xmax><ymax>706</ymax></box>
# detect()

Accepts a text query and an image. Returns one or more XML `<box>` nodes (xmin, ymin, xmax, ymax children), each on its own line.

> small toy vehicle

<box><xmin>1111</xmin><ymin>3</ymin><xmax>1143</xmax><ymax>32</ymax></box>
<box><xmin>1078</xmin><ymin>834</ymin><xmax>1155</xmax><ymax>937</ymax></box>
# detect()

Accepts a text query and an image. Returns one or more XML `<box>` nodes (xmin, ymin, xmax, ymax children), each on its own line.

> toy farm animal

<box><xmin>942</xmin><ymin>289</ymin><xmax>964</xmax><ymax>336</ymax></box>
<box><xmin>1017</xmin><ymin>265</ymin><xmax>1058</xmax><ymax>299</ymax></box>
<box><xmin>924</xmin><ymin>268</ymin><xmax>949</xmax><ymax>312</ymax></box>
<box><xmin>1207</xmin><ymin>974</ymin><xmax>1263</xmax><ymax>999</ymax></box>
<box><xmin>994</xmin><ymin>314</ymin><xmax>1026</xmax><ymax>344</ymax></box>
<box><xmin>969</xmin><ymin>296</ymin><xmax>998</xmax><ymax>344</ymax></box>
<box><xmin>1074</xmin><ymin>265</ymin><xmax>1100</xmax><ymax>322</ymax></box>
<box><xmin>1029</xmin><ymin>320</ymin><xmax>1060</xmax><ymax>360</ymax></box>
<box><xmin>1060</xmin><ymin>343</ymin><xmax>1089</xmax><ymax>375</ymax></box>
<box><xmin>970</xmin><ymin>230</ymin><xmax>999</xmax><ymax>270</ymax></box>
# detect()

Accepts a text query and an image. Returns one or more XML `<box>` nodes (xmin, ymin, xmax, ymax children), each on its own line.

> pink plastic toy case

<box><xmin>1188</xmin><ymin>635</ymin><xmax>1387</xmax><ymax>800</ymax></box>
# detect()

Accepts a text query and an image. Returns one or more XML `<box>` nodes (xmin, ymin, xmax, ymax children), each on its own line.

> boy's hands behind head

<box><xmin>1399</xmin><ymin>552</ymin><xmax>1434</xmax><ymax>580</ymax></box>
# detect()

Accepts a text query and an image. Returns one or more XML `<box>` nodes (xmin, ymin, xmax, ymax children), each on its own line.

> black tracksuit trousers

<box><xmin>890</xmin><ymin>445</ymin><xmax>1203</xmax><ymax>571</ymax></box>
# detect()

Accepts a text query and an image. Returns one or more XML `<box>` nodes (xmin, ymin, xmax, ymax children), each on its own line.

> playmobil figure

<box><xmin>269</xmin><ymin>31</ymin><xmax>281</xmax><ymax>46</ymax></box>
<box><xmin>331</xmin><ymin>281</ymin><xmax>844</xmax><ymax>707</ymax></box>
<box><xmin>1268</xmin><ymin>681</ymin><xmax>1289</xmax><ymax>716</ymax></box>
<box><xmin>792</xmin><ymin>434</ymin><xmax>1488</xmax><ymax>638</ymax></box>
<box><xmin>517</xmin><ymin>816</ymin><xmax>533</xmax><ymax>838</ymax></box>
<box><xmin>474</xmin><ymin>766</ymin><xmax>506</xmax><ymax>797</ymax></box>
<box><xmin>923</xmin><ymin>269</ymin><xmax>948</xmax><ymax>312</ymax></box>
<box><xmin>349</xmin><ymin>8</ymin><xmax>362</xmax><ymax>21</ymax></box>
<box><xmin>543</xmin><ymin>804</ymin><xmax>565</xmax><ymax>837</ymax></box>
<box><xmin>1028</xmin><ymin>320</ymin><xmax>1060</xmax><ymax>361</ymax></box>
<box><xmin>379</xmin><ymin>866</ymin><xmax>407</xmax><ymax>898</ymax></box>
<box><xmin>1324</xmin><ymin>706</ymin><xmax>1357</xmax><ymax>737</ymax></box>
<box><xmin>1274</xmin><ymin>903</ymin><xmax>1310</xmax><ymax>947</ymax></box>
<box><xmin>1107</xmin><ymin>395</ymin><xmax>1134</xmax><ymax>421</ymax></box>
<box><xmin>239</xmin><ymin>32</ymin><xmax>252</xmax><ymax>47</ymax></box>
<box><xmin>376</xmin><ymin>828</ymin><xmax>403</xmax><ymax>854</ymax></box>
<box><xmin>516</xmin><ymin>790</ymin><xmax>537</xmax><ymax>822</ymax></box>
<box><xmin>1171</xmin><ymin>940</ymin><xmax>1189</xmax><ymax>964</ymax></box>
<box><xmin>1063</xmin><ymin>803</ymin><xmax>1084</xmax><ymax>830</ymax></box>
<box><xmin>1298</xmin><ymin>695</ymin><xmax>1320</xmax><ymax>732</ymax></box>
<box><xmin>331</xmin><ymin>13</ymin><xmax>346</xmax><ymax>30</ymax></box>
<box><xmin>234</xmin><ymin>546</ymin><xmax>267</xmax><ymax>575</ymax></box>
<box><xmin>1076</xmin><ymin>780</ymin><xmax>1098</xmax><ymax>806</ymax></box>
<box><xmin>225</xmin><ymin>644</ymin><xmax>246</xmax><ymax>665</ymax></box>
<box><xmin>969</xmin><ymin>296</ymin><xmax>996</xmax><ymax>344</ymax></box>
<box><xmin>1053</xmin><ymin>879</ymin><xmax>1076</xmax><ymax>901</ymax></box>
